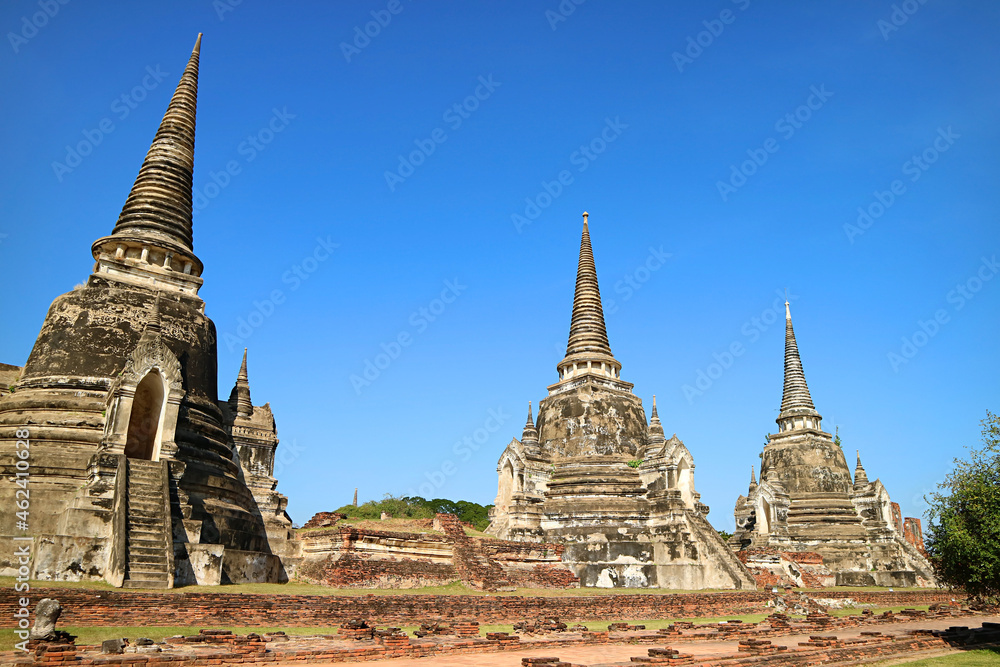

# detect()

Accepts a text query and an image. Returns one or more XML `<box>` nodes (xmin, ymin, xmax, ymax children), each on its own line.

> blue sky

<box><xmin>1</xmin><ymin>1</ymin><xmax>998</xmax><ymax>531</ymax></box>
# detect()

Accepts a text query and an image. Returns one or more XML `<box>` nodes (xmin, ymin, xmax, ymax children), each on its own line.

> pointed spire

<box><xmin>135</xmin><ymin>292</ymin><xmax>164</xmax><ymax>348</ymax></box>
<box><xmin>229</xmin><ymin>347</ymin><xmax>253</xmax><ymax>418</ymax></box>
<box><xmin>565</xmin><ymin>212</ymin><xmax>612</xmax><ymax>358</ymax></box>
<box><xmin>854</xmin><ymin>449</ymin><xmax>869</xmax><ymax>487</ymax></box>
<box><xmin>646</xmin><ymin>394</ymin><xmax>665</xmax><ymax>451</ymax></box>
<box><xmin>778</xmin><ymin>301</ymin><xmax>820</xmax><ymax>425</ymax></box>
<box><xmin>649</xmin><ymin>395</ymin><xmax>663</xmax><ymax>432</ymax></box>
<box><xmin>110</xmin><ymin>34</ymin><xmax>202</xmax><ymax>252</ymax></box>
<box><xmin>521</xmin><ymin>401</ymin><xmax>538</xmax><ymax>446</ymax></box>
<box><xmin>749</xmin><ymin>465</ymin><xmax>758</xmax><ymax>491</ymax></box>
<box><xmin>238</xmin><ymin>346</ymin><xmax>248</xmax><ymax>381</ymax></box>
<box><xmin>148</xmin><ymin>292</ymin><xmax>162</xmax><ymax>333</ymax></box>
<box><xmin>556</xmin><ymin>213</ymin><xmax>623</xmax><ymax>384</ymax></box>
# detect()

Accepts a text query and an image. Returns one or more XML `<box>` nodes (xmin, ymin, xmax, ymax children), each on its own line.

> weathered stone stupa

<box><xmin>487</xmin><ymin>214</ymin><xmax>755</xmax><ymax>590</ymax></box>
<box><xmin>729</xmin><ymin>303</ymin><xmax>935</xmax><ymax>586</ymax></box>
<box><xmin>0</xmin><ymin>35</ymin><xmax>294</xmax><ymax>587</ymax></box>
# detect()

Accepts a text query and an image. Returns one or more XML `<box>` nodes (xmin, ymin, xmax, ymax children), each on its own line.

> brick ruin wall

<box><xmin>736</xmin><ymin>550</ymin><xmax>834</xmax><ymax>589</ymax></box>
<box><xmin>0</xmin><ymin>589</ymin><xmax>959</xmax><ymax>628</ymax></box>
<box><xmin>903</xmin><ymin>517</ymin><xmax>926</xmax><ymax>552</ymax></box>
<box><xmin>295</xmin><ymin>513</ymin><xmax>578</xmax><ymax>591</ymax></box>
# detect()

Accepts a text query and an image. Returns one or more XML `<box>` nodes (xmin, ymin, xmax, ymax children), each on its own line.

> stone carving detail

<box><xmin>101</xmin><ymin>296</ymin><xmax>184</xmax><ymax>462</ymax></box>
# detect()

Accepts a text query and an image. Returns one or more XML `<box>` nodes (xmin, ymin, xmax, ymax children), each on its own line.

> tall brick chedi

<box><xmin>0</xmin><ymin>36</ymin><xmax>294</xmax><ymax>587</ymax></box>
<box><xmin>729</xmin><ymin>302</ymin><xmax>935</xmax><ymax>586</ymax></box>
<box><xmin>487</xmin><ymin>214</ymin><xmax>754</xmax><ymax>589</ymax></box>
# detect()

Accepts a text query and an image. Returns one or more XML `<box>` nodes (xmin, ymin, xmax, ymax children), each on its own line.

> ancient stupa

<box><xmin>729</xmin><ymin>302</ymin><xmax>935</xmax><ymax>586</ymax></box>
<box><xmin>0</xmin><ymin>35</ymin><xmax>294</xmax><ymax>587</ymax></box>
<box><xmin>487</xmin><ymin>214</ymin><xmax>755</xmax><ymax>589</ymax></box>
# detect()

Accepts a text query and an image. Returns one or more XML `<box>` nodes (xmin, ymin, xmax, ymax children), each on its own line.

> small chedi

<box><xmin>487</xmin><ymin>214</ymin><xmax>754</xmax><ymax>589</ymax></box>
<box><xmin>728</xmin><ymin>303</ymin><xmax>935</xmax><ymax>587</ymax></box>
<box><xmin>0</xmin><ymin>35</ymin><xmax>295</xmax><ymax>587</ymax></box>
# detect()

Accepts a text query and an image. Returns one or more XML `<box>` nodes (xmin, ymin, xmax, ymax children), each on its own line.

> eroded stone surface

<box><xmin>729</xmin><ymin>304</ymin><xmax>935</xmax><ymax>586</ymax></box>
<box><xmin>487</xmin><ymin>215</ymin><xmax>754</xmax><ymax>590</ymax></box>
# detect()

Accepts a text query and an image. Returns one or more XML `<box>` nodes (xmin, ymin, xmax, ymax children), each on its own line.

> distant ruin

<box><xmin>296</xmin><ymin>512</ymin><xmax>578</xmax><ymax>591</ymax></box>
<box><xmin>729</xmin><ymin>303</ymin><xmax>935</xmax><ymax>587</ymax></box>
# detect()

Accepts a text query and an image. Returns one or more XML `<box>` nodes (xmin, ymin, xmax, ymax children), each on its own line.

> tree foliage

<box><xmin>334</xmin><ymin>495</ymin><xmax>494</xmax><ymax>531</ymax></box>
<box><xmin>925</xmin><ymin>410</ymin><xmax>1000</xmax><ymax>602</ymax></box>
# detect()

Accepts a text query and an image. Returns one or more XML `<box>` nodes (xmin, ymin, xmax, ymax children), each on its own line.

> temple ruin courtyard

<box><xmin>2</xmin><ymin>582</ymin><xmax>998</xmax><ymax>667</ymax></box>
<box><xmin>2</xmin><ymin>8</ymin><xmax>996</xmax><ymax>667</ymax></box>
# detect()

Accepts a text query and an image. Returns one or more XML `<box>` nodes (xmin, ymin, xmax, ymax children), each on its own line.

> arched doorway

<box><xmin>758</xmin><ymin>497</ymin><xmax>772</xmax><ymax>535</ymax></box>
<box><xmin>497</xmin><ymin>461</ymin><xmax>515</xmax><ymax>511</ymax></box>
<box><xmin>125</xmin><ymin>371</ymin><xmax>164</xmax><ymax>460</ymax></box>
<box><xmin>677</xmin><ymin>457</ymin><xmax>694</xmax><ymax>506</ymax></box>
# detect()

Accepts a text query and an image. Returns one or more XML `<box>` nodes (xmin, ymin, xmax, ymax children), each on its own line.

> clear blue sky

<box><xmin>2</xmin><ymin>1</ymin><xmax>998</xmax><ymax>531</ymax></box>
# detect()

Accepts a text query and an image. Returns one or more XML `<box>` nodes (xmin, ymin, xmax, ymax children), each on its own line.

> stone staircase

<box><xmin>687</xmin><ymin>511</ymin><xmax>758</xmax><ymax>589</ymax></box>
<box><xmin>435</xmin><ymin>513</ymin><xmax>513</xmax><ymax>592</ymax></box>
<box><xmin>123</xmin><ymin>459</ymin><xmax>171</xmax><ymax>588</ymax></box>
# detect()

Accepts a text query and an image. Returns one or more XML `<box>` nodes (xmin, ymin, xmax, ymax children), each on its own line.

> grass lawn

<box><xmin>0</xmin><ymin>613</ymin><xmax>774</xmax><ymax>649</ymax></box>
<box><xmin>0</xmin><ymin>577</ymin><xmax>754</xmax><ymax>597</ymax></box>
<box><xmin>872</xmin><ymin>648</ymin><xmax>1000</xmax><ymax>666</ymax></box>
<box><xmin>0</xmin><ymin>626</ymin><xmax>344</xmax><ymax>649</ymax></box>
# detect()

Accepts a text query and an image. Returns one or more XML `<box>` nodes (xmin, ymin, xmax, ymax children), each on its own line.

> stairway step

<box><xmin>128</xmin><ymin>474</ymin><xmax>162</xmax><ymax>483</ymax></box>
<box><xmin>128</xmin><ymin>514</ymin><xmax>164</xmax><ymax>530</ymax></box>
<box><xmin>124</xmin><ymin>571</ymin><xmax>169</xmax><ymax>581</ymax></box>
<box><xmin>128</xmin><ymin>546</ymin><xmax>167</xmax><ymax>557</ymax></box>
<box><xmin>128</xmin><ymin>563</ymin><xmax>169</xmax><ymax>574</ymax></box>
<box><xmin>122</xmin><ymin>580</ymin><xmax>169</xmax><ymax>589</ymax></box>
<box><xmin>127</xmin><ymin>481</ymin><xmax>162</xmax><ymax>488</ymax></box>
<box><xmin>129</xmin><ymin>554</ymin><xmax>168</xmax><ymax>565</ymax></box>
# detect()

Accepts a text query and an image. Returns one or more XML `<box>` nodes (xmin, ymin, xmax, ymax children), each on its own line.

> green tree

<box><xmin>332</xmin><ymin>495</ymin><xmax>494</xmax><ymax>531</ymax></box>
<box><xmin>926</xmin><ymin>410</ymin><xmax>1000</xmax><ymax>603</ymax></box>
